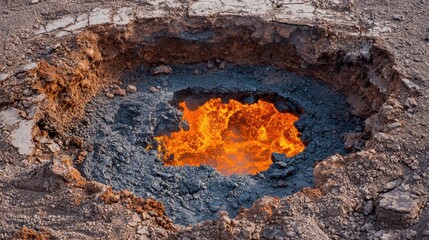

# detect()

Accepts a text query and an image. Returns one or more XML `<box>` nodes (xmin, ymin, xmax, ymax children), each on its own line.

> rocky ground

<box><xmin>0</xmin><ymin>0</ymin><xmax>428</xmax><ymax>240</ymax></box>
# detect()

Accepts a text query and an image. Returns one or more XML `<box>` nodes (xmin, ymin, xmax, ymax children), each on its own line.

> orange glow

<box><xmin>155</xmin><ymin>98</ymin><xmax>305</xmax><ymax>175</ymax></box>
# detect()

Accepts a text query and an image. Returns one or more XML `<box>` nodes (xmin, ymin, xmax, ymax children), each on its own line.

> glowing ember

<box><xmin>155</xmin><ymin>98</ymin><xmax>305</xmax><ymax>175</ymax></box>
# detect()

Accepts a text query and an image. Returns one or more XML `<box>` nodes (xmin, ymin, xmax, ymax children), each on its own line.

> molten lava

<box><xmin>156</xmin><ymin>98</ymin><xmax>305</xmax><ymax>175</ymax></box>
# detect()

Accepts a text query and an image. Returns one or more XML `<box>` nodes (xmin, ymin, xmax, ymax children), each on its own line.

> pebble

<box><xmin>392</xmin><ymin>14</ymin><xmax>404</xmax><ymax>21</ymax></box>
<box><xmin>405</xmin><ymin>98</ymin><xmax>418</xmax><ymax>108</ymax></box>
<box><xmin>147</xmin><ymin>211</ymin><xmax>158</xmax><ymax>217</ymax></box>
<box><xmin>387</xmin><ymin>122</ymin><xmax>402</xmax><ymax>129</ymax></box>
<box><xmin>77</xmin><ymin>151</ymin><xmax>88</xmax><ymax>162</ymax></box>
<box><xmin>23</xmin><ymin>89</ymin><xmax>32</xmax><ymax>96</ymax></box>
<box><xmin>22</xmin><ymin>100</ymin><xmax>31</xmax><ymax>108</ymax></box>
<box><xmin>0</xmin><ymin>73</ymin><xmax>9</xmax><ymax>82</ymax></box>
<box><xmin>363</xmin><ymin>223</ymin><xmax>373</xmax><ymax>231</ymax></box>
<box><xmin>137</xmin><ymin>227</ymin><xmax>149</xmax><ymax>235</ymax></box>
<box><xmin>207</xmin><ymin>61</ymin><xmax>215</xmax><ymax>69</ymax></box>
<box><xmin>126</xmin><ymin>85</ymin><xmax>137</xmax><ymax>93</ymax></box>
<box><xmin>219</xmin><ymin>61</ymin><xmax>227</xmax><ymax>70</ymax></box>
<box><xmin>384</xmin><ymin>178</ymin><xmax>402</xmax><ymax>191</ymax></box>
<box><xmin>402</xmin><ymin>78</ymin><xmax>420</xmax><ymax>92</ymax></box>
<box><xmin>153</xmin><ymin>65</ymin><xmax>172</xmax><ymax>75</ymax></box>
<box><xmin>218</xmin><ymin>215</ymin><xmax>231</xmax><ymax>225</ymax></box>
<box><xmin>412</xmin><ymin>175</ymin><xmax>421</xmax><ymax>180</ymax></box>
<box><xmin>30</xmin><ymin>0</ymin><xmax>40</xmax><ymax>4</ymax></box>
<box><xmin>141</xmin><ymin>212</ymin><xmax>150</xmax><ymax>220</ymax></box>
<box><xmin>25</xmin><ymin>105</ymin><xmax>36</xmax><ymax>120</ymax></box>
<box><xmin>374</xmin><ymin>132</ymin><xmax>392</xmax><ymax>141</ymax></box>
<box><xmin>128</xmin><ymin>221</ymin><xmax>138</xmax><ymax>227</ymax></box>
<box><xmin>113</xmin><ymin>88</ymin><xmax>126</xmax><ymax>96</ymax></box>
<box><xmin>131</xmin><ymin>213</ymin><xmax>141</xmax><ymax>222</ymax></box>
<box><xmin>241</xmin><ymin>223</ymin><xmax>256</xmax><ymax>237</ymax></box>
<box><xmin>148</xmin><ymin>86</ymin><xmax>159</xmax><ymax>93</ymax></box>
<box><xmin>47</xmin><ymin>143</ymin><xmax>61</xmax><ymax>153</ymax></box>
<box><xmin>218</xmin><ymin>211</ymin><xmax>228</xmax><ymax>217</ymax></box>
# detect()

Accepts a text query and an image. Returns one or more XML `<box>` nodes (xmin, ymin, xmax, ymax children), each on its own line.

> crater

<box><xmin>30</xmin><ymin>15</ymin><xmax>401</xmax><ymax>227</ymax></box>
<box><xmin>75</xmin><ymin>64</ymin><xmax>362</xmax><ymax>224</ymax></box>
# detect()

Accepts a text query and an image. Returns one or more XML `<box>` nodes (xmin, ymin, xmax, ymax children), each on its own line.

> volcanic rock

<box><xmin>377</xmin><ymin>187</ymin><xmax>426</xmax><ymax>225</ymax></box>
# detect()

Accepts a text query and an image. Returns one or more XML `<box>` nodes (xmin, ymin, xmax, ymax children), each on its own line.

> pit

<box><xmin>73</xmin><ymin>63</ymin><xmax>362</xmax><ymax>224</ymax></box>
<box><xmin>30</xmin><ymin>15</ymin><xmax>402</xmax><ymax>227</ymax></box>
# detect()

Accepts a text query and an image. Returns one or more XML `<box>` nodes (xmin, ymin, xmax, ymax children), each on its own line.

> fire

<box><xmin>155</xmin><ymin>98</ymin><xmax>305</xmax><ymax>175</ymax></box>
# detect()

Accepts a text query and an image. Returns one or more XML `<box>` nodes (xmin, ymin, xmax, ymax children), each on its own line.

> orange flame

<box><xmin>155</xmin><ymin>98</ymin><xmax>305</xmax><ymax>175</ymax></box>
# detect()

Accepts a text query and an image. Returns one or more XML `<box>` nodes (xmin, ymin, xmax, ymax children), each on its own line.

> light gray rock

<box><xmin>113</xmin><ymin>7</ymin><xmax>134</xmax><ymax>25</ymax></box>
<box><xmin>11</xmin><ymin>120</ymin><xmax>35</xmax><ymax>155</ymax></box>
<box><xmin>89</xmin><ymin>8</ymin><xmax>112</xmax><ymax>26</ymax></box>
<box><xmin>0</xmin><ymin>73</ymin><xmax>9</xmax><ymax>82</ymax></box>
<box><xmin>377</xmin><ymin>189</ymin><xmax>425</xmax><ymax>224</ymax></box>
<box><xmin>0</xmin><ymin>108</ymin><xmax>21</xmax><ymax>125</ymax></box>
<box><xmin>45</xmin><ymin>16</ymin><xmax>75</xmax><ymax>32</ymax></box>
<box><xmin>65</xmin><ymin>13</ymin><xmax>89</xmax><ymax>32</ymax></box>
<box><xmin>21</xmin><ymin>62</ymin><xmax>37</xmax><ymax>72</ymax></box>
<box><xmin>137</xmin><ymin>227</ymin><xmax>149</xmax><ymax>235</ymax></box>
<box><xmin>383</xmin><ymin>179</ymin><xmax>402</xmax><ymax>191</ymax></box>
<box><xmin>47</xmin><ymin>143</ymin><xmax>61</xmax><ymax>153</ymax></box>
<box><xmin>392</xmin><ymin>14</ymin><xmax>404</xmax><ymax>21</ymax></box>
<box><xmin>128</xmin><ymin>221</ymin><xmax>138</xmax><ymax>227</ymax></box>
<box><xmin>132</xmin><ymin>213</ymin><xmax>142</xmax><ymax>223</ymax></box>
<box><xmin>402</xmin><ymin>78</ymin><xmax>420</xmax><ymax>92</ymax></box>
<box><xmin>1</xmin><ymin>108</ymin><xmax>35</xmax><ymax>155</ymax></box>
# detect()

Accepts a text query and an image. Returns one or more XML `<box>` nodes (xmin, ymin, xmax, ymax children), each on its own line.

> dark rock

<box><xmin>208</xmin><ymin>201</ymin><xmax>221</xmax><ymax>213</ymax></box>
<box><xmin>186</xmin><ymin>179</ymin><xmax>202</xmax><ymax>194</ymax></box>
<box><xmin>269</xmin><ymin>166</ymin><xmax>296</xmax><ymax>179</ymax></box>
